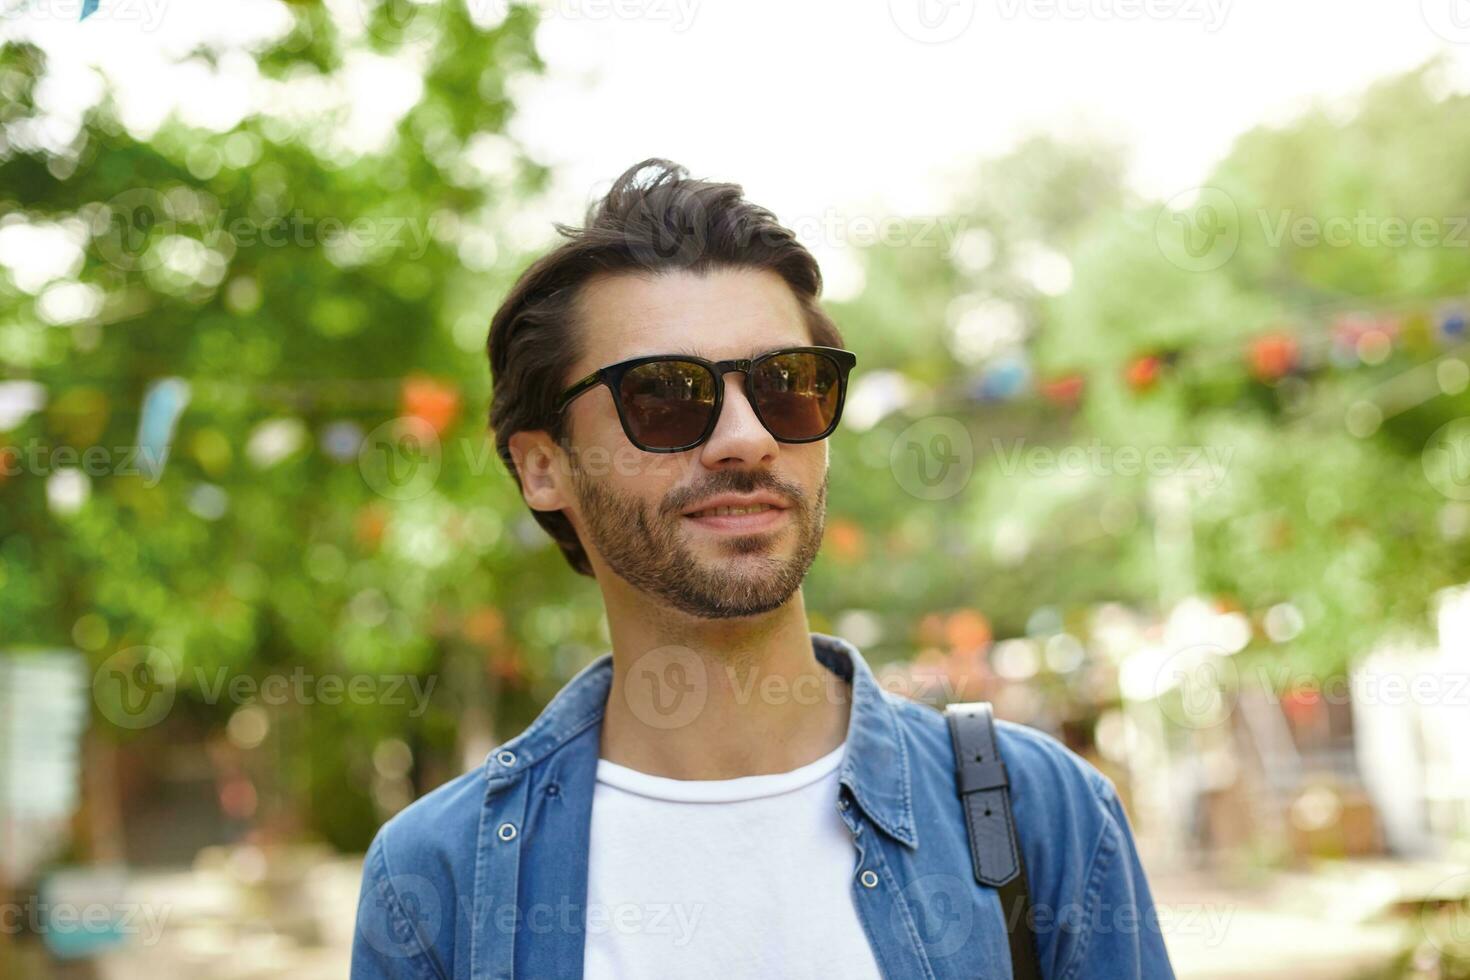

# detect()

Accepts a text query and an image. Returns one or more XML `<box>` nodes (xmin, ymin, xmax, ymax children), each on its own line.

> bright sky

<box><xmin>515</xmin><ymin>1</ymin><xmax>1470</xmax><ymax>212</ymax></box>
<box><xmin>6</xmin><ymin>0</ymin><xmax>1470</xmax><ymax>298</ymax></box>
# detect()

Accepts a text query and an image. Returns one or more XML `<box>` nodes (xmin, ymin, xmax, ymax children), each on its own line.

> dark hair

<box><xmin>486</xmin><ymin>158</ymin><xmax>845</xmax><ymax>577</ymax></box>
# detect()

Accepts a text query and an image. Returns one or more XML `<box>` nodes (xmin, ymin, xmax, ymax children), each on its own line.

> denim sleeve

<box><xmin>1056</xmin><ymin>779</ymin><xmax>1178</xmax><ymax>980</ymax></box>
<box><xmin>351</xmin><ymin>830</ymin><xmax>448</xmax><ymax>980</ymax></box>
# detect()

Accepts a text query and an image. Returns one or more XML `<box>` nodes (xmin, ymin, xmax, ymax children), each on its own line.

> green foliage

<box><xmin>0</xmin><ymin>4</ymin><xmax>566</xmax><ymax>848</ymax></box>
<box><xmin>823</xmin><ymin>56</ymin><xmax>1470</xmax><ymax>674</ymax></box>
<box><xmin>4</xmin><ymin>7</ymin><xmax>1468</xmax><ymax>849</ymax></box>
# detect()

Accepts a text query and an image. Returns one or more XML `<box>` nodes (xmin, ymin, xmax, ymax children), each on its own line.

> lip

<box><xmin>683</xmin><ymin>506</ymin><xmax>790</xmax><ymax>535</ymax></box>
<box><xmin>681</xmin><ymin>492</ymin><xmax>790</xmax><ymax>517</ymax></box>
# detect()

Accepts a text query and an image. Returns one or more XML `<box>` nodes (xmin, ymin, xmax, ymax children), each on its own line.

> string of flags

<box><xmin>2</xmin><ymin>298</ymin><xmax>1466</xmax><ymax>490</ymax></box>
<box><xmin>957</xmin><ymin>299</ymin><xmax>1470</xmax><ymax>409</ymax></box>
<box><xmin>0</xmin><ymin>373</ymin><xmax>464</xmax><ymax>492</ymax></box>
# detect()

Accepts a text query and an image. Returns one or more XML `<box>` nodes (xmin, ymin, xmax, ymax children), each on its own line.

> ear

<box><xmin>508</xmin><ymin>430</ymin><xmax>572</xmax><ymax>513</ymax></box>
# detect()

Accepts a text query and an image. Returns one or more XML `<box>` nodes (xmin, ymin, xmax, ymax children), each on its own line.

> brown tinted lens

<box><xmin>750</xmin><ymin>352</ymin><xmax>842</xmax><ymax>441</ymax></box>
<box><xmin>619</xmin><ymin>359</ymin><xmax>717</xmax><ymax>448</ymax></box>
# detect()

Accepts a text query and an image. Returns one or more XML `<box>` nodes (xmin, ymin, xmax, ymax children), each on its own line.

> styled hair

<box><xmin>486</xmin><ymin>158</ymin><xmax>845</xmax><ymax>577</ymax></box>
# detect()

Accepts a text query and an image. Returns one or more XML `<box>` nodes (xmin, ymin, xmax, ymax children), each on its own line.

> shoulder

<box><xmin>888</xmin><ymin>692</ymin><xmax>1123</xmax><ymax>860</ymax></box>
<box><xmin>887</xmin><ymin>694</ymin><xmax>1170</xmax><ymax>977</ymax></box>
<box><xmin>353</xmin><ymin>768</ymin><xmax>489</xmax><ymax>980</ymax></box>
<box><xmin>886</xmin><ymin>693</ymin><xmax>1126</xmax><ymax>904</ymax></box>
<box><xmin>886</xmin><ymin>691</ymin><xmax>1116</xmax><ymax>809</ymax></box>
<box><xmin>368</xmin><ymin>765</ymin><xmax>490</xmax><ymax>882</ymax></box>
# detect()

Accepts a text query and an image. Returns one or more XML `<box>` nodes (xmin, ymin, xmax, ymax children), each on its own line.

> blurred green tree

<box><xmin>0</xmin><ymin>1</ymin><xmax>606</xmax><ymax>851</ymax></box>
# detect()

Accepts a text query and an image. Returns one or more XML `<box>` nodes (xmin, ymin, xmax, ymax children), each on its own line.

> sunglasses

<box><xmin>555</xmin><ymin>345</ymin><xmax>858</xmax><ymax>453</ymax></box>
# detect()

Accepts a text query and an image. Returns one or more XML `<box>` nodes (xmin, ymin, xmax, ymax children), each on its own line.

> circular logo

<box><xmin>888</xmin><ymin>0</ymin><xmax>977</xmax><ymax>43</ymax></box>
<box><xmin>358</xmin><ymin>416</ymin><xmax>442</xmax><ymax>501</ymax></box>
<box><xmin>891</xmin><ymin>873</ymin><xmax>975</xmax><ymax>958</ymax></box>
<box><xmin>1419</xmin><ymin>871</ymin><xmax>1470</xmax><ymax>956</ymax></box>
<box><xmin>92</xmin><ymin>188</ymin><xmax>177</xmax><ymax>272</ymax></box>
<box><xmin>1154</xmin><ymin>187</ymin><xmax>1239</xmax><ymax>272</ymax></box>
<box><xmin>621</xmin><ymin>645</ymin><xmax>708</xmax><ymax>731</ymax></box>
<box><xmin>890</xmin><ymin>416</ymin><xmax>974</xmax><ymax>501</ymax></box>
<box><xmin>350</xmin><ymin>0</ymin><xmax>444</xmax><ymax>45</ymax></box>
<box><xmin>1150</xmin><ymin>643</ymin><xmax>1237</xmax><ymax>730</ymax></box>
<box><xmin>1422</xmin><ymin>418</ymin><xmax>1470</xmax><ymax>501</ymax></box>
<box><xmin>620</xmin><ymin>176</ymin><xmax>712</xmax><ymax>269</ymax></box>
<box><xmin>1422</xmin><ymin>0</ymin><xmax>1470</xmax><ymax>44</ymax></box>
<box><xmin>93</xmin><ymin>646</ymin><xmax>176</xmax><ymax>730</ymax></box>
<box><xmin>357</xmin><ymin>872</ymin><xmax>444</xmax><ymax>959</ymax></box>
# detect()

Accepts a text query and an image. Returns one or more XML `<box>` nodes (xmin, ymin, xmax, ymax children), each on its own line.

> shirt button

<box><xmin>497</xmin><ymin>822</ymin><xmax>518</xmax><ymax>841</ymax></box>
<box><xmin>859</xmin><ymin>869</ymin><xmax>879</xmax><ymax>889</ymax></box>
<box><xmin>495</xmin><ymin>749</ymin><xmax>516</xmax><ymax>767</ymax></box>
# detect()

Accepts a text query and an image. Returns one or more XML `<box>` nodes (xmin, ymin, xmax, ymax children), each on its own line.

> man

<box><xmin>352</xmin><ymin>159</ymin><xmax>1177</xmax><ymax>978</ymax></box>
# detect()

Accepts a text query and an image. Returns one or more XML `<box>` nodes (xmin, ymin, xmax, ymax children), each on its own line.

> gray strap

<box><xmin>944</xmin><ymin>701</ymin><xmax>1019</xmax><ymax>888</ymax></box>
<box><xmin>946</xmin><ymin>701</ymin><xmax>1043</xmax><ymax>979</ymax></box>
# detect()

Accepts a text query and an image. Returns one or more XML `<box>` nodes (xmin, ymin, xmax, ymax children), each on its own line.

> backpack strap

<box><xmin>945</xmin><ymin>701</ymin><xmax>1042</xmax><ymax>980</ymax></box>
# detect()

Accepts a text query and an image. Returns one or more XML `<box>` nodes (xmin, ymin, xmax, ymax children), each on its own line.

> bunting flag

<box><xmin>956</xmin><ymin>299</ymin><xmax>1469</xmax><ymax>412</ymax></box>
<box><xmin>1441</xmin><ymin>308</ymin><xmax>1466</xmax><ymax>341</ymax></box>
<box><xmin>135</xmin><ymin>378</ymin><xmax>190</xmax><ymax>482</ymax></box>
<box><xmin>80</xmin><ymin>0</ymin><xmax>98</xmax><ymax>18</ymax></box>
<box><xmin>1039</xmin><ymin>373</ymin><xmax>1084</xmax><ymax>406</ymax></box>
<box><xmin>8</xmin><ymin>301</ymin><xmax>1467</xmax><ymax>483</ymax></box>
<box><xmin>1248</xmin><ymin>333</ymin><xmax>1299</xmax><ymax>382</ymax></box>
<box><xmin>1124</xmin><ymin>354</ymin><xmax>1163</xmax><ymax>392</ymax></box>
<box><xmin>967</xmin><ymin>353</ymin><xmax>1029</xmax><ymax>403</ymax></box>
<box><xmin>401</xmin><ymin>375</ymin><xmax>461</xmax><ymax>435</ymax></box>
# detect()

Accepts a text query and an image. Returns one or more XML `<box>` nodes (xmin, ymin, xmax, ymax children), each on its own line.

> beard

<box><xmin>569</xmin><ymin>461</ymin><xmax>827</xmax><ymax>620</ymax></box>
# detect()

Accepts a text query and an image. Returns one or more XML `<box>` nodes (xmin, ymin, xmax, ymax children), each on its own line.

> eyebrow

<box><xmin>661</xmin><ymin>343</ymin><xmax>795</xmax><ymax>361</ymax></box>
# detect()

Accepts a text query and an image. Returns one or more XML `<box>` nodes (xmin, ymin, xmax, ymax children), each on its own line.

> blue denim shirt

<box><xmin>352</xmin><ymin>632</ymin><xmax>1177</xmax><ymax>979</ymax></box>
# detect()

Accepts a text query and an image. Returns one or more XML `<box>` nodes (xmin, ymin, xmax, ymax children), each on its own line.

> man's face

<box><xmin>557</xmin><ymin>267</ymin><xmax>830</xmax><ymax>620</ymax></box>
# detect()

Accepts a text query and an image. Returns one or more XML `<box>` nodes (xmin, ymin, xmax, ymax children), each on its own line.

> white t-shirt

<box><xmin>583</xmin><ymin>739</ymin><xmax>884</xmax><ymax>979</ymax></box>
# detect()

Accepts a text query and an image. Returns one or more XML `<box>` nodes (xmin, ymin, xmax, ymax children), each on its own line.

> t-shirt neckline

<box><xmin>595</xmin><ymin>739</ymin><xmax>847</xmax><ymax>803</ymax></box>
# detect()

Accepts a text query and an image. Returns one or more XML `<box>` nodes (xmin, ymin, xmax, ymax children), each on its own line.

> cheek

<box><xmin>581</xmin><ymin>441</ymin><xmax>686</xmax><ymax>507</ymax></box>
<box><xmin>613</xmin><ymin>462</ymin><xmax>678</xmax><ymax>504</ymax></box>
<box><xmin>794</xmin><ymin>444</ymin><xmax>829</xmax><ymax>492</ymax></box>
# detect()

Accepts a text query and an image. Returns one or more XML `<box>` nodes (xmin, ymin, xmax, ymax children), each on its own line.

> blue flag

<box><xmin>81</xmin><ymin>0</ymin><xmax>99</xmax><ymax>18</ymax></box>
<box><xmin>135</xmin><ymin>377</ymin><xmax>191</xmax><ymax>483</ymax></box>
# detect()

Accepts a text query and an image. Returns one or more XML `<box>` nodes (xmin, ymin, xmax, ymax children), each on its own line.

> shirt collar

<box><xmin>482</xmin><ymin>630</ymin><xmax>919</xmax><ymax>849</ymax></box>
<box><xmin>816</xmin><ymin>631</ymin><xmax>919</xmax><ymax>849</ymax></box>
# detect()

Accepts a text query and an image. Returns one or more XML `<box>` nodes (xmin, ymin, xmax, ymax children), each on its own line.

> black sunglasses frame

<box><xmin>554</xmin><ymin>345</ymin><xmax>858</xmax><ymax>453</ymax></box>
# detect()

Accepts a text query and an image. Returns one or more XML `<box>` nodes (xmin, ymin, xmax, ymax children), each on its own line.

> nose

<box><xmin>697</xmin><ymin>372</ymin><xmax>779</xmax><ymax>467</ymax></box>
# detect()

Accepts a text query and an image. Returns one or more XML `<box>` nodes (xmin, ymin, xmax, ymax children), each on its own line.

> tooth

<box><xmin>690</xmin><ymin>503</ymin><xmax>774</xmax><ymax>518</ymax></box>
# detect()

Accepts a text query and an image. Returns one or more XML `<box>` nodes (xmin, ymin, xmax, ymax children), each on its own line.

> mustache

<box><xmin>665</xmin><ymin>474</ymin><xmax>804</xmax><ymax>516</ymax></box>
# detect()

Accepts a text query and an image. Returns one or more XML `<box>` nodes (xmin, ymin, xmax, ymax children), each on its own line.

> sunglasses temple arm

<box><xmin>556</xmin><ymin>371</ymin><xmax>603</xmax><ymax>413</ymax></box>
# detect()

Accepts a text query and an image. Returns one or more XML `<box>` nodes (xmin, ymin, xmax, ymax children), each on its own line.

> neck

<box><xmin>598</xmin><ymin>592</ymin><xmax>852</xmax><ymax>780</ymax></box>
